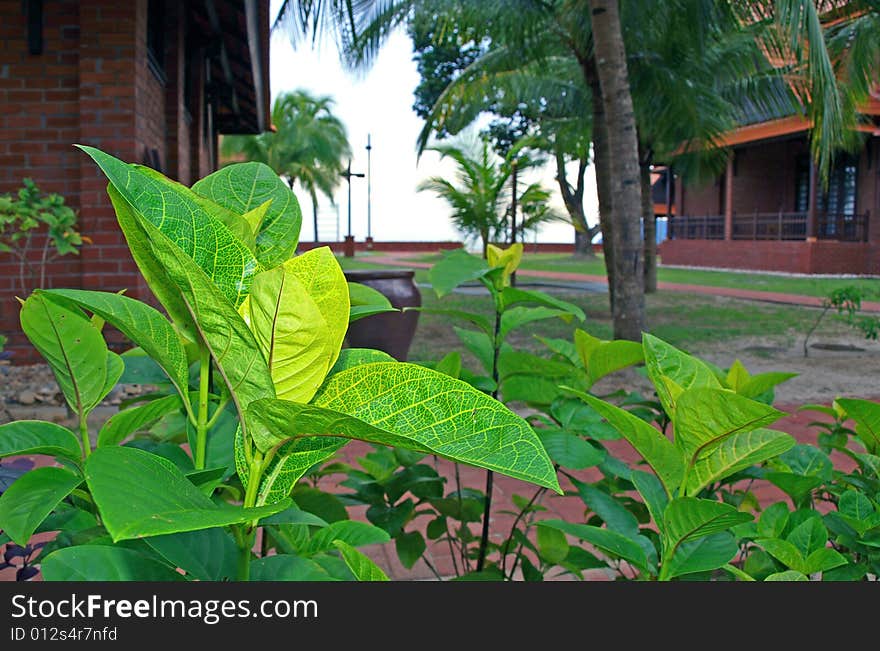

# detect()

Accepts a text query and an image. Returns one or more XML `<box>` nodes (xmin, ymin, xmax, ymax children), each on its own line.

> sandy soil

<box><xmin>592</xmin><ymin>330</ymin><xmax>880</xmax><ymax>406</ymax></box>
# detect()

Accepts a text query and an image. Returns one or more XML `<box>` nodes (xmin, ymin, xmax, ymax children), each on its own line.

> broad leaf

<box><xmin>327</xmin><ymin>348</ymin><xmax>397</xmax><ymax>379</ymax></box>
<box><xmin>453</xmin><ymin>326</ymin><xmax>494</xmax><ymax>374</ymax></box>
<box><xmin>536</xmin><ymin>524</ymin><xmax>570</xmax><ymax>564</ymax></box>
<box><xmin>408</xmin><ymin>307</ymin><xmax>492</xmax><ymax>335</ymax></box>
<box><xmin>305</xmin><ymin>520</ymin><xmax>391</xmax><ymax>555</ymax></box>
<box><xmin>80</xmin><ymin>146</ymin><xmax>260</xmax><ymax>306</ymax></box>
<box><xmin>249</xmin><ymin>555</ymin><xmax>335</xmax><ymax>581</ymax></box>
<box><xmin>105</xmin><ymin>185</ymin><xmax>197</xmax><ymax>341</ymax></box>
<box><xmin>146</xmin><ymin>528</ymin><xmax>238</xmax><ymax>581</ymax></box>
<box><xmin>664</xmin><ymin>532</ymin><xmax>738</xmax><ymax>579</ymax></box>
<box><xmin>192</xmin><ymin>161</ymin><xmax>303</xmax><ymax>269</ymax></box>
<box><xmin>536</xmin><ymin>431</ymin><xmax>606</xmax><ymax>469</ymax></box>
<box><xmin>787</xmin><ymin>517</ymin><xmax>827</xmax><ymax>558</ymax></box>
<box><xmin>85</xmin><ymin>446</ymin><xmax>289</xmax><ymax>541</ymax></box>
<box><xmin>20</xmin><ymin>293</ymin><xmax>113</xmax><ymax>417</ymax></box>
<box><xmin>571</xmin><ymin>478</ymin><xmax>640</xmax><ymax>538</ymax></box>
<box><xmin>41</xmin><ymin>546</ymin><xmax>184</xmax><ymax>581</ymax></box>
<box><xmin>836</xmin><ymin>398</ymin><xmax>880</xmax><ymax>453</ymax></box>
<box><xmin>663</xmin><ymin>498</ymin><xmax>751</xmax><ymax>562</ymax></box>
<box><xmin>739</xmin><ymin>372</ymin><xmax>798</xmax><ymax>400</ymax></box>
<box><xmin>134</xmin><ymin>163</ymin><xmax>257</xmax><ymax>251</ymax></box>
<box><xmin>333</xmin><ymin>540</ymin><xmax>390</xmax><ymax>581</ymax></box>
<box><xmin>686</xmin><ymin>428</ymin><xmax>795</xmax><ymax>496</ymax></box>
<box><xmin>838</xmin><ymin>490</ymin><xmax>875</xmax><ymax>522</ymax></box>
<box><xmin>348</xmin><ymin>282</ymin><xmax>397</xmax><ymax>322</ymax></box>
<box><xmin>312</xmin><ymin>362</ymin><xmax>561</xmax><ymax>492</ymax></box>
<box><xmin>536</xmin><ymin>520</ymin><xmax>652</xmax><ymax>575</ymax></box>
<box><xmin>642</xmin><ymin>333</ymin><xmax>721</xmax><ymax>416</ymax></box>
<box><xmin>247</xmin><ymin>435</ymin><xmax>347</xmax><ymax>506</ymax></box>
<box><xmin>395</xmin><ymin>531</ymin><xmax>426</xmax><ymax>568</ymax></box>
<box><xmin>0</xmin><ymin>420</ymin><xmax>81</xmax><ymax>463</ymax></box>
<box><xmin>765</xmin><ymin>570</ymin><xmax>809</xmax><ymax>581</ymax></box>
<box><xmin>45</xmin><ymin>289</ymin><xmax>190</xmax><ymax>401</ymax></box>
<box><xmin>757</xmin><ymin>538</ymin><xmax>807</xmax><ymax>571</ymax></box>
<box><xmin>247</xmin><ymin>264</ymin><xmax>332</xmax><ymax>404</ymax></box>
<box><xmin>0</xmin><ymin>467</ymin><xmax>82</xmax><ymax>545</ymax></box>
<box><xmin>284</xmin><ymin>247</ymin><xmax>349</xmax><ymax>371</ymax></box>
<box><xmin>429</xmin><ymin>248</ymin><xmax>488</xmax><ymax>297</ymax></box>
<box><xmin>500</xmin><ymin>287</ymin><xmax>585</xmax><ymax>321</ymax></box>
<box><xmin>674</xmin><ymin>388</ymin><xmax>784</xmax><ymax>479</ymax></box>
<box><xmin>565</xmin><ymin>389</ymin><xmax>683</xmax><ymax>497</ymax></box>
<box><xmin>585</xmin><ymin>341</ymin><xmax>644</xmax><ymax>387</ymax></box>
<box><xmin>499</xmin><ymin>307</ymin><xmax>571</xmax><ymax>339</ymax></box>
<box><xmin>140</xmin><ymin>215</ymin><xmax>274</xmax><ymax>428</ymax></box>
<box><xmin>97</xmin><ymin>394</ymin><xmax>184</xmax><ymax>447</ymax></box>
<box><xmin>632</xmin><ymin>470</ymin><xmax>669</xmax><ymax>532</ymax></box>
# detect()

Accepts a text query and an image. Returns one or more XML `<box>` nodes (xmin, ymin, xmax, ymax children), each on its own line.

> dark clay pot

<box><xmin>344</xmin><ymin>269</ymin><xmax>421</xmax><ymax>361</ymax></box>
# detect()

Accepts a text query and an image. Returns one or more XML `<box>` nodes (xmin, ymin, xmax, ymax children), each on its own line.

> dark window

<box><xmin>147</xmin><ymin>0</ymin><xmax>166</xmax><ymax>81</ymax></box>
<box><xmin>795</xmin><ymin>153</ymin><xmax>858</xmax><ymax>215</ymax></box>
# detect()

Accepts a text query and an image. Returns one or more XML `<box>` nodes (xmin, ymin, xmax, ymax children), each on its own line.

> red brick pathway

<box><xmin>363</xmin><ymin>252</ymin><xmax>880</xmax><ymax>313</ymax></box>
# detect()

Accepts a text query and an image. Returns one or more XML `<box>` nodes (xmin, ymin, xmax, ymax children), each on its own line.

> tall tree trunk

<box><xmin>640</xmin><ymin>152</ymin><xmax>657</xmax><ymax>294</ymax></box>
<box><xmin>313</xmin><ymin>201</ymin><xmax>320</xmax><ymax>243</ymax></box>
<box><xmin>587</xmin><ymin>69</ymin><xmax>615</xmax><ymax>311</ymax></box>
<box><xmin>589</xmin><ymin>0</ymin><xmax>645</xmax><ymax>341</ymax></box>
<box><xmin>555</xmin><ymin>147</ymin><xmax>595</xmax><ymax>258</ymax></box>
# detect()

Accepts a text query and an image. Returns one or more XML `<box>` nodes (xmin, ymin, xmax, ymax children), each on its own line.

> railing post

<box><xmin>777</xmin><ymin>210</ymin><xmax>783</xmax><ymax>240</ymax></box>
<box><xmin>752</xmin><ymin>210</ymin><xmax>757</xmax><ymax>239</ymax></box>
<box><xmin>806</xmin><ymin>161</ymin><xmax>818</xmax><ymax>240</ymax></box>
<box><xmin>864</xmin><ymin>211</ymin><xmax>870</xmax><ymax>242</ymax></box>
<box><xmin>724</xmin><ymin>156</ymin><xmax>734</xmax><ymax>241</ymax></box>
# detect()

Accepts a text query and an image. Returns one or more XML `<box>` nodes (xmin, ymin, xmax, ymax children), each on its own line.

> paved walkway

<box><xmin>363</xmin><ymin>252</ymin><xmax>880</xmax><ymax>313</ymax></box>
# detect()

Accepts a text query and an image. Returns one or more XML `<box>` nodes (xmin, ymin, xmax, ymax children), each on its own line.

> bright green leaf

<box><xmin>564</xmin><ymin>389</ymin><xmax>683</xmax><ymax>497</ymax></box>
<box><xmin>642</xmin><ymin>333</ymin><xmax>721</xmax><ymax>416</ymax></box>
<box><xmin>145</xmin><ymin>528</ymin><xmax>238</xmax><ymax>581</ymax></box>
<box><xmin>312</xmin><ymin>362</ymin><xmax>561</xmax><ymax>492</ymax></box>
<box><xmin>664</xmin><ymin>532</ymin><xmax>738</xmax><ymax>579</ymax></box>
<box><xmin>85</xmin><ymin>446</ymin><xmax>290</xmax><ymax>541</ymax></box>
<box><xmin>535</xmin><ymin>520</ymin><xmax>652</xmax><ymax>575</ymax></box>
<box><xmin>0</xmin><ymin>420</ymin><xmax>82</xmax><ymax>463</ymax></box>
<box><xmin>663</xmin><ymin>498</ymin><xmax>752</xmax><ymax>562</ymax></box>
<box><xmin>45</xmin><ymin>289</ymin><xmax>190</xmax><ymax>402</ymax></box>
<box><xmin>192</xmin><ymin>161</ymin><xmax>302</xmax><ymax>269</ymax></box>
<box><xmin>429</xmin><ymin>248</ymin><xmax>488</xmax><ymax>297</ymax></box>
<box><xmin>536</xmin><ymin>524</ymin><xmax>570</xmax><ymax>564</ymax></box>
<box><xmin>249</xmin><ymin>555</ymin><xmax>334</xmax><ymax>581</ymax></box>
<box><xmin>97</xmin><ymin>394</ymin><xmax>184</xmax><ymax>447</ymax></box>
<box><xmin>0</xmin><ymin>467</ymin><xmax>82</xmax><ymax>545</ymax></box>
<box><xmin>20</xmin><ymin>293</ymin><xmax>111</xmax><ymax>417</ymax></box>
<box><xmin>41</xmin><ymin>546</ymin><xmax>184</xmax><ymax>581</ymax></box>
<box><xmin>333</xmin><ymin>540</ymin><xmax>390</xmax><ymax>581</ymax></box>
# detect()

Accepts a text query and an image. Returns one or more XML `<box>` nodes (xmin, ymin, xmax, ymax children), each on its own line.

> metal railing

<box><xmin>668</xmin><ymin>211</ymin><xmax>869</xmax><ymax>242</ymax></box>
<box><xmin>667</xmin><ymin>215</ymin><xmax>724</xmax><ymax>240</ymax></box>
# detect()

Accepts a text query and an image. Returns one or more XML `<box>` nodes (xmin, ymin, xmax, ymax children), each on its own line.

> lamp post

<box><xmin>366</xmin><ymin>134</ymin><xmax>373</xmax><ymax>249</ymax></box>
<box><xmin>341</xmin><ymin>159</ymin><xmax>365</xmax><ymax>258</ymax></box>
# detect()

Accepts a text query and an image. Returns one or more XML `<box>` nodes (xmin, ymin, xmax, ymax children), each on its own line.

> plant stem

<box><xmin>194</xmin><ymin>344</ymin><xmax>211</xmax><ymax>470</ymax></box>
<box><xmin>234</xmin><ymin>526</ymin><xmax>254</xmax><ymax>581</ymax></box>
<box><xmin>803</xmin><ymin>305</ymin><xmax>830</xmax><ymax>357</ymax></box>
<box><xmin>476</xmin><ymin>292</ymin><xmax>504</xmax><ymax>572</ymax></box>
<box><xmin>79</xmin><ymin>412</ymin><xmax>91</xmax><ymax>459</ymax></box>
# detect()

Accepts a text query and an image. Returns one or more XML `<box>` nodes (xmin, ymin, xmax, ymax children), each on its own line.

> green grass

<box><xmin>339</xmin><ymin>251</ymin><xmax>880</xmax><ymax>299</ymax></box>
<box><xmin>404</xmin><ymin>286</ymin><xmax>854</xmax><ymax>368</ymax></box>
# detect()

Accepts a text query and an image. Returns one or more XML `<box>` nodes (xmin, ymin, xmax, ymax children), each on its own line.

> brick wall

<box><xmin>658</xmin><ymin>239</ymin><xmax>875</xmax><ymax>275</ymax></box>
<box><xmin>0</xmin><ymin>0</ymin><xmax>207</xmax><ymax>363</ymax></box>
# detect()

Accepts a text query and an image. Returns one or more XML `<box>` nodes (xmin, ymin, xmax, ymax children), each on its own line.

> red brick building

<box><xmin>0</xmin><ymin>0</ymin><xmax>271</xmax><ymax>362</ymax></box>
<box><xmin>659</xmin><ymin>106</ymin><xmax>880</xmax><ymax>275</ymax></box>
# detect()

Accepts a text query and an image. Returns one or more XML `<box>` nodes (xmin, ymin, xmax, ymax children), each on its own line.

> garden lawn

<box><xmin>339</xmin><ymin>251</ymin><xmax>880</xmax><ymax>299</ymax></box>
<box><xmin>404</xmin><ymin>287</ymin><xmax>857</xmax><ymax>367</ymax></box>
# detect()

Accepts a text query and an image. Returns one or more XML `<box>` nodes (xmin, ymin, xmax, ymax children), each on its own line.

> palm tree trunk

<box><xmin>313</xmin><ymin>202</ymin><xmax>320</xmax><ymax>243</ymax></box>
<box><xmin>588</xmin><ymin>0</ymin><xmax>645</xmax><ymax>341</ymax></box>
<box><xmin>587</xmin><ymin>65</ymin><xmax>616</xmax><ymax>312</ymax></box>
<box><xmin>640</xmin><ymin>154</ymin><xmax>657</xmax><ymax>294</ymax></box>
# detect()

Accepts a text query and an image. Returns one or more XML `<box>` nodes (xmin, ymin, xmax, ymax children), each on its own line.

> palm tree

<box><xmin>274</xmin><ymin>0</ymin><xmax>866</xmax><ymax>338</ymax></box>
<box><xmin>417</xmin><ymin>136</ymin><xmax>560</xmax><ymax>257</ymax></box>
<box><xmin>221</xmin><ymin>89</ymin><xmax>351</xmax><ymax>242</ymax></box>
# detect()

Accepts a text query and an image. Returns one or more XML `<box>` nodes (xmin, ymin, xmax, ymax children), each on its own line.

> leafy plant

<box><xmin>0</xmin><ymin>178</ymin><xmax>88</xmax><ymax>295</ymax></box>
<box><xmin>0</xmin><ymin>147</ymin><xmax>560</xmax><ymax>581</ymax></box>
<box><xmin>803</xmin><ymin>286</ymin><xmax>880</xmax><ymax>357</ymax></box>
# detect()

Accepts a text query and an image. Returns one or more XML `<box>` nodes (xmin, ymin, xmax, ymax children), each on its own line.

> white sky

<box><xmin>268</xmin><ymin>6</ymin><xmax>598</xmax><ymax>244</ymax></box>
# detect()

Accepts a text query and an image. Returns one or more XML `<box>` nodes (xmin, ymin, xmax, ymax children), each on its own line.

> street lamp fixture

<box><xmin>341</xmin><ymin>159</ymin><xmax>365</xmax><ymax>258</ymax></box>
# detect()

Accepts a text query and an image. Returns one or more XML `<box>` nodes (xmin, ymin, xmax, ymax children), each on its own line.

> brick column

<box><xmin>723</xmin><ymin>155</ymin><xmax>734</xmax><ymax>241</ymax></box>
<box><xmin>77</xmin><ymin>0</ymin><xmax>143</xmax><ymax>310</ymax></box>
